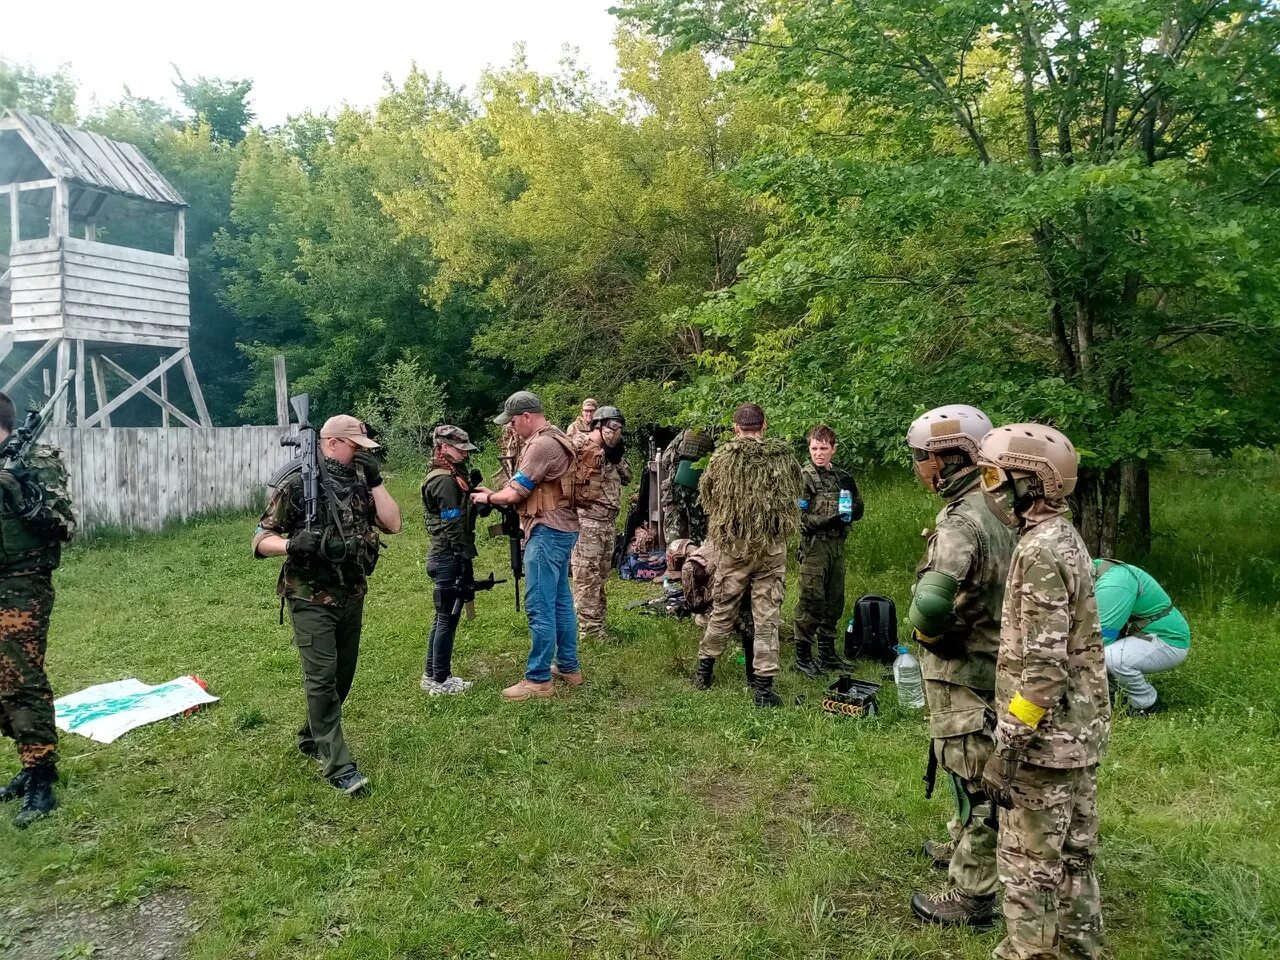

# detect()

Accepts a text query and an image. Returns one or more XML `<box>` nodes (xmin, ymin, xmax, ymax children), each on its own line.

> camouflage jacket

<box><xmin>0</xmin><ymin>443</ymin><xmax>76</xmax><ymax>575</ymax></box>
<box><xmin>798</xmin><ymin>461</ymin><xmax>862</xmax><ymax>540</ymax></box>
<box><xmin>996</xmin><ymin>513</ymin><xmax>1110</xmax><ymax>768</ymax></box>
<box><xmin>256</xmin><ymin>459</ymin><xmax>379</xmax><ymax>606</ymax></box>
<box><xmin>572</xmin><ymin>432</ymin><xmax>632</xmax><ymax>521</ymax></box>
<box><xmin>422</xmin><ymin>460</ymin><xmax>478</xmax><ymax>560</ymax></box>
<box><xmin>492</xmin><ymin>424</ymin><xmax>525</xmax><ymax>487</ymax></box>
<box><xmin>916</xmin><ymin>472</ymin><xmax>1017</xmax><ymax>693</ymax></box>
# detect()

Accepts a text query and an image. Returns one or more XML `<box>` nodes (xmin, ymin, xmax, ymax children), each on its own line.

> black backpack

<box><xmin>845</xmin><ymin>595</ymin><xmax>898</xmax><ymax>664</ymax></box>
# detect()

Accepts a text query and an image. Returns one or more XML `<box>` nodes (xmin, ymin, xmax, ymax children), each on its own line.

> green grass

<box><xmin>2</xmin><ymin>460</ymin><xmax>1279</xmax><ymax>958</ymax></box>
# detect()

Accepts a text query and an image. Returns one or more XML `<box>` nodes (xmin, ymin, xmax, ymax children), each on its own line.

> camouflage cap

<box><xmin>319</xmin><ymin>414</ymin><xmax>380</xmax><ymax>449</ymax></box>
<box><xmin>433</xmin><ymin>424</ymin><xmax>478</xmax><ymax>451</ymax></box>
<box><xmin>494</xmin><ymin>390</ymin><xmax>543</xmax><ymax>425</ymax></box>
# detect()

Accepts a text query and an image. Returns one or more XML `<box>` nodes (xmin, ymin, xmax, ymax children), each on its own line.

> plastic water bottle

<box><xmin>893</xmin><ymin>645</ymin><xmax>926</xmax><ymax>709</ymax></box>
<box><xmin>838</xmin><ymin>488</ymin><xmax>854</xmax><ymax>521</ymax></box>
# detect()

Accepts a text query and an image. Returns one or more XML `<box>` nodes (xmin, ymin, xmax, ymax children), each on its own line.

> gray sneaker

<box><xmin>420</xmin><ymin>674</ymin><xmax>444</xmax><ymax>695</ymax></box>
<box><xmin>442</xmin><ymin>676</ymin><xmax>473</xmax><ymax>693</ymax></box>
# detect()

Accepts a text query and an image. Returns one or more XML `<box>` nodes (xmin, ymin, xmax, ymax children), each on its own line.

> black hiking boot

<box><xmin>922</xmin><ymin>838</ymin><xmax>955</xmax><ymax>870</ymax></box>
<box><xmin>793</xmin><ymin>640</ymin><xmax>823</xmax><ymax>678</ymax></box>
<box><xmin>816</xmin><ymin>640</ymin><xmax>853</xmax><ymax>672</ymax></box>
<box><xmin>910</xmin><ymin>888</ymin><xmax>997</xmax><ymax>929</ymax></box>
<box><xmin>298</xmin><ymin>739</ymin><xmax>320</xmax><ymax>760</ymax></box>
<box><xmin>752</xmin><ymin>676</ymin><xmax>783</xmax><ymax>708</ymax></box>
<box><xmin>691</xmin><ymin>657</ymin><xmax>716</xmax><ymax>691</ymax></box>
<box><xmin>0</xmin><ymin>768</ymin><xmax>30</xmax><ymax>803</ymax></box>
<box><xmin>14</xmin><ymin>764</ymin><xmax>57</xmax><ymax>828</ymax></box>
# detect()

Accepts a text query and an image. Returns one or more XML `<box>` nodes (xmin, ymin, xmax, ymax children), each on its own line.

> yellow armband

<box><xmin>1008</xmin><ymin>692</ymin><xmax>1047</xmax><ymax>729</ymax></box>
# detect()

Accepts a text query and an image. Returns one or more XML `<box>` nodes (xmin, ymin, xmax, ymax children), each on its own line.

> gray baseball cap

<box><xmin>494</xmin><ymin>390</ymin><xmax>543</xmax><ymax>425</ymax></box>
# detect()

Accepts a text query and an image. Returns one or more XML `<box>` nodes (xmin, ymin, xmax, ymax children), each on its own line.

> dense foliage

<box><xmin>4</xmin><ymin>5</ymin><xmax>1279</xmax><ymax>548</ymax></box>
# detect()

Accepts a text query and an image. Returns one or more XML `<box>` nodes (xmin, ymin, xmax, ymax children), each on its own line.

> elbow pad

<box><xmin>909</xmin><ymin>570</ymin><xmax>959</xmax><ymax>637</ymax></box>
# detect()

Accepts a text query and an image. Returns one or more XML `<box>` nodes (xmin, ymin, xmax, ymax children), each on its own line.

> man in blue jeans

<box><xmin>473</xmin><ymin>391</ymin><xmax>582</xmax><ymax>701</ymax></box>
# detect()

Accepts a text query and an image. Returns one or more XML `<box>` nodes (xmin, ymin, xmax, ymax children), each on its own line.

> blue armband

<box><xmin>440</xmin><ymin>508</ymin><xmax>462</xmax><ymax>520</ymax></box>
<box><xmin>1101</xmin><ymin>626</ymin><xmax>1120</xmax><ymax>641</ymax></box>
<box><xmin>797</xmin><ymin>498</ymin><xmax>811</xmax><ymax>511</ymax></box>
<box><xmin>512</xmin><ymin>472</ymin><xmax>536</xmax><ymax>492</ymax></box>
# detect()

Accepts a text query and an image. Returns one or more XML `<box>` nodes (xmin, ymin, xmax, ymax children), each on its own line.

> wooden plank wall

<box><xmin>45</xmin><ymin>426</ymin><xmax>292</xmax><ymax>534</ymax></box>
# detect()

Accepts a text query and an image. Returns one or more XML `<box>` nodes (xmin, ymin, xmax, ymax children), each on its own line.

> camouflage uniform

<box><xmin>794</xmin><ymin>461</ymin><xmax>862</xmax><ymax>661</ymax></box>
<box><xmin>915</xmin><ymin>471</ymin><xmax>1017</xmax><ymax>898</ymax></box>
<box><xmin>571</xmin><ymin>433</ymin><xmax>631</xmax><ymax>640</ymax></box>
<box><xmin>255</xmin><ymin>461</ymin><xmax>380</xmax><ymax>781</ymax></box>
<box><xmin>697</xmin><ymin>438</ymin><xmax>801</xmax><ymax>680</ymax></box>
<box><xmin>0</xmin><ymin>446</ymin><xmax>75</xmax><ymax>774</ymax></box>
<box><xmin>493</xmin><ymin>424</ymin><xmax>525</xmax><ymax>487</ymax></box>
<box><xmin>661</xmin><ymin>429</ymin><xmax>713</xmax><ymax>544</ymax></box>
<box><xmin>994</xmin><ymin>513</ymin><xmax>1110</xmax><ymax>960</ymax></box>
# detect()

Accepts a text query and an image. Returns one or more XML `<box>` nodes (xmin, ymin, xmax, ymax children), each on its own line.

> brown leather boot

<box><xmin>922</xmin><ymin>837</ymin><xmax>954</xmax><ymax>870</ymax></box>
<box><xmin>502</xmin><ymin>679</ymin><xmax>555</xmax><ymax>702</ymax></box>
<box><xmin>910</xmin><ymin>888</ymin><xmax>997</xmax><ymax>929</ymax></box>
<box><xmin>551</xmin><ymin>664</ymin><xmax>585</xmax><ymax>686</ymax></box>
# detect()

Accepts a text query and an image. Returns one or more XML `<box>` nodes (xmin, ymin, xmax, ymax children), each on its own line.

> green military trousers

<box><xmin>793</xmin><ymin>534</ymin><xmax>846</xmax><ymax>648</ymax></box>
<box><xmin>289</xmin><ymin>596</ymin><xmax>364</xmax><ymax>781</ymax></box>
<box><xmin>0</xmin><ymin>572</ymin><xmax>58</xmax><ymax>770</ymax></box>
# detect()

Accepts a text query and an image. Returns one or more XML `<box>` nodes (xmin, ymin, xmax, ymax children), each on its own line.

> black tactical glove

<box><xmin>287</xmin><ymin>529</ymin><xmax>322</xmax><ymax>557</ymax></box>
<box><xmin>0</xmin><ymin>470</ymin><xmax>41</xmax><ymax>519</ymax></box>
<box><xmin>324</xmin><ymin>535</ymin><xmax>364</xmax><ymax>562</ymax></box>
<box><xmin>353</xmin><ymin>449</ymin><xmax>383</xmax><ymax>488</ymax></box>
<box><xmin>981</xmin><ymin>749</ymin><xmax>1020</xmax><ymax>810</ymax></box>
<box><xmin>604</xmin><ymin>438</ymin><xmax>626</xmax><ymax>464</ymax></box>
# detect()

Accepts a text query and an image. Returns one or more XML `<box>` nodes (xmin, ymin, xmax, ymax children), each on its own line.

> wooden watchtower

<box><xmin>0</xmin><ymin>109</ymin><xmax>211</xmax><ymax>427</ymax></box>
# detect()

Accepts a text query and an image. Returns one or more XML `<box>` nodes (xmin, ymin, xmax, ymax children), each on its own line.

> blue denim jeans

<box><xmin>523</xmin><ymin>525</ymin><xmax>580</xmax><ymax>682</ymax></box>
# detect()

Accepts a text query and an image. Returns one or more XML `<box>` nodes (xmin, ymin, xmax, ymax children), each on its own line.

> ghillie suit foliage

<box><xmin>698</xmin><ymin>438</ymin><xmax>801</xmax><ymax>553</ymax></box>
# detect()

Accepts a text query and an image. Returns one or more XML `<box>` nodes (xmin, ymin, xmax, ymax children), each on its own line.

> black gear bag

<box><xmin>844</xmin><ymin>594</ymin><xmax>898</xmax><ymax>664</ymax></box>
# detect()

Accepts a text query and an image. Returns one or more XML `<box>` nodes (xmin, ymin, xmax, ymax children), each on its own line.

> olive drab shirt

<box><xmin>256</xmin><ymin>459</ymin><xmax>379</xmax><ymax>606</ymax></box>
<box><xmin>916</xmin><ymin>472</ymin><xmax>1018</xmax><ymax>692</ymax></box>
<box><xmin>0</xmin><ymin>443</ymin><xmax>76</xmax><ymax>575</ymax></box>
<box><xmin>422</xmin><ymin>462</ymin><xmax>478</xmax><ymax>560</ymax></box>
<box><xmin>996</xmin><ymin>513</ymin><xmax>1110</xmax><ymax>768</ymax></box>
<box><xmin>798</xmin><ymin>461</ymin><xmax>862</xmax><ymax>540</ymax></box>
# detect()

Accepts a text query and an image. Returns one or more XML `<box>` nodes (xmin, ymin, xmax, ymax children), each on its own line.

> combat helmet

<box><xmin>591</xmin><ymin>405</ymin><xmax>625</xmax><ymax>427</ymax></box>
<box><xmin>906</xmin><ymin>404</ymin><xmax>992</xmax><ymax>491</ymax></box>
<box><xmin>977</xmin><ymin>423</ymin><xmax>1078</xmax><ymax>500</ymax></box>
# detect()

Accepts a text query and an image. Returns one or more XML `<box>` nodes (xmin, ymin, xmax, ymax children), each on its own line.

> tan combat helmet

<box><xmin>906</xmin><ymin>404</ymin><xmax>992</xmax><ymax>491</ymax></box>
<box><xmin>978</xmin><ymin>423</ymin><xmax>1078</xmax><ymax>500</ymax></box>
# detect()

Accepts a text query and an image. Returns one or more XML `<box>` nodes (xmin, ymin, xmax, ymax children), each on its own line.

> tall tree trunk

<box><xmin>1076</xmin><ymin>462</ymin><xmax>1122</xmax><ymax>556</ymax></box>
<box><xmin>1117</xmin><ymin>459</ymin><xmax>1152</xmax><ymax>557</ymax></box>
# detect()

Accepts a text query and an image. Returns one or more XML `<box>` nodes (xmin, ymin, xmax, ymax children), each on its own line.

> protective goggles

<box><xmin>910</xmin><ymin>446</ymin><xmax>931</xmax><ymax>463</ymax></box>
<box><xmin>979</xmin><ymin>465</ymin><xmax>1012</xmax><ymax>492</ymax></box>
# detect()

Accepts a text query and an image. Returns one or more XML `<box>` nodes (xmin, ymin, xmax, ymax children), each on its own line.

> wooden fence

<box><xmin>45</xmin><ymin>426</ymin><xmax>292</xmax><ymax>533</ymax></box>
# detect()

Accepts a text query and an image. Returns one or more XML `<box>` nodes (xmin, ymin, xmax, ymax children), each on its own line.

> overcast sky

<box><xmin>5</xmin><ymin>0</ymin><xmax>623</xmax><ymax>124</ymax></box>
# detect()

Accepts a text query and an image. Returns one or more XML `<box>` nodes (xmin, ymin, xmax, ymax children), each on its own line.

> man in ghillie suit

<box><xmin>691</xmin><ymin>403</ymin><xmax>801</xmax><ymax>708</ymax></box>
<box><xmin>904</xmin><ymin>405</ymin><xmax>1016</xmax><ymax>930</ymax></box>
<box><xmin>0</xmin><ymin>391</ymin><xmax>76</xmax><ymax>828</ymax></box>
<box><xmin>978</xmin><ymin>423</ymin><xmax>1110</xmax><ymax>960</ymax></box>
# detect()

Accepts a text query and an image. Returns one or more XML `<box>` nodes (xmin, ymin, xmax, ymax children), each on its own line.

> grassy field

<box><xmin>2</xmin><ymin>458</ymin><xmax>1279</xmax><ymax>959</ymax></box>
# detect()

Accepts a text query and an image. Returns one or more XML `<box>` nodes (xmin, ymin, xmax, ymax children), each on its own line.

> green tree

<box><xmin>0</xmin><ymin>59</ymin><xmax>77</xmax><ymax>122</ymax></box>
<box><xmin>172</xmin><ymin>70</ymin><xmax>255</xmax><ymax>144</ymax></box>
<box><xmin>620</xmin><ymin>0</ymin><xmax>1280</xmax><ymax>553</ymax></box>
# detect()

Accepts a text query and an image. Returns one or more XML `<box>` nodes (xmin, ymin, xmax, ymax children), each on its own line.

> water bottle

<box><xmin>838</xmin><ymin>488</ymin><xmax>854</xmax><ymax>522</ymax></box>
<box><xmin>893</xmin><ymin>645</ymin><xmax>926</xmax><ymax>709</ymax></box>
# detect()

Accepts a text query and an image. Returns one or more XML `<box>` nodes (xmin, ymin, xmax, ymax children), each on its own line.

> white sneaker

<box><xmin>442</xmin><ymin>675</ymin><xmax>473</xmax><ymax>693</ymax></box>
<box><xmin>420</xmin><ymin>674</ymin><xmax>445</xmax><ymax>695</ymax></box>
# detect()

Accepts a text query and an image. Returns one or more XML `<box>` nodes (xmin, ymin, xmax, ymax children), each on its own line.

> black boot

<box><xmin>741</xmin><ymin>634</ymin><xmax>757</xmax><ymax>685</ymax></box>
<box><xmin>910</xmin><ymin>888</ymin><xmax>997</xmax><ymax>929</ymax></box>
<box><xmin>752</xmin><ymin>675</ymin><xmax>783</xmax><ymax>708</ymax></box>
<box><xmin>0</xmin><ymin>768</ymin><xmax>30</xmax><ymax>802</ymax></box>
<box><xmin>793</xmin><ymin>639</ymin><xmax>823</xmax><ymax>678</ymax></box>
<box><xmin>817</xmin><ymin>638</ymin><xmax>853</xmax><ymax>672</ymax></box>
<box><xmin>14</xmin><ymin>764</ymin><xmax>57</xmax><ymax>828</ymax></box>
<box><xmin>691</xmin><ymin>657</ymin><xmax>716</xmax><ymax>691</ymax></box>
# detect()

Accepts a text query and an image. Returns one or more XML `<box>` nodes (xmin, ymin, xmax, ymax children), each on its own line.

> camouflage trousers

<box><xmin>926</xmin><ymin>680</ymin><xmax>998</xmax><ymax>896</ymax></box>
<box><xmin>663</xmin><ymin>484</ymin><xmax>707</xmax><ymax>545</ymax></box>
<box><xmin>699</xmin><ymin>542</ymin><xmax>785</xmax><ymax>677</ymax></box>
<box><xmin>572</xmin><ymin>515</ymin><xmax>616</xmax><ymax>639</ymax></box>
<box><xmin>996</xmin><ymin>764</ymin><xmax>1103</xmax><ymax>960</ymax></box>
<box><xmin>793</xmin><ymin>534</ymin><xmax>846</xmax><ymax>647</ymax></box>
<box><xmin>0</xmin><ymin>572</ymin><xmax>58</xmax><ymax>770</ymax></box>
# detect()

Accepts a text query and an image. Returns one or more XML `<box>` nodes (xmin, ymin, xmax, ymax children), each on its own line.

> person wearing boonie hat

<box><xmin>472</xmin><ymin>390</ymin><xmax>582</xmax><ymax>701</ymax></box>
<box><xmin>421</xmin><ymin>424</ymin><xmax>483</xmax><ymax>697</ymax></box>
<box><xmin>566</xmin><ymin>398</ymin><xmax>598</xmax><ymax>439</ymax></box>
<box><xmin>253</xmin><ymin>411</ymin><xmax>402</xmax><ymax>797</ymax></box>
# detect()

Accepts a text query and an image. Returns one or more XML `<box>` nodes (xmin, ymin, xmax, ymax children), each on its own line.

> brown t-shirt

<box><xmin>507</xmin><ymin>426</ymin><xmax>579</xmax><ymax>538</ymax></box>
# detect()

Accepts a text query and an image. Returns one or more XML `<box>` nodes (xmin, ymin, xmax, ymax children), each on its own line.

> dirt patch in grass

<box><xmin>2</xmin><ymin>889</ymin><xmax>197</xmax><ymax>960</ymax></box>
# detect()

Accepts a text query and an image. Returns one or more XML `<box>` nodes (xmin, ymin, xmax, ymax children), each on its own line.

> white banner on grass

<box><xmin>55</xmin><ymin>676</ymin><xmax>219</xmax><ymax>744</ymax></box>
